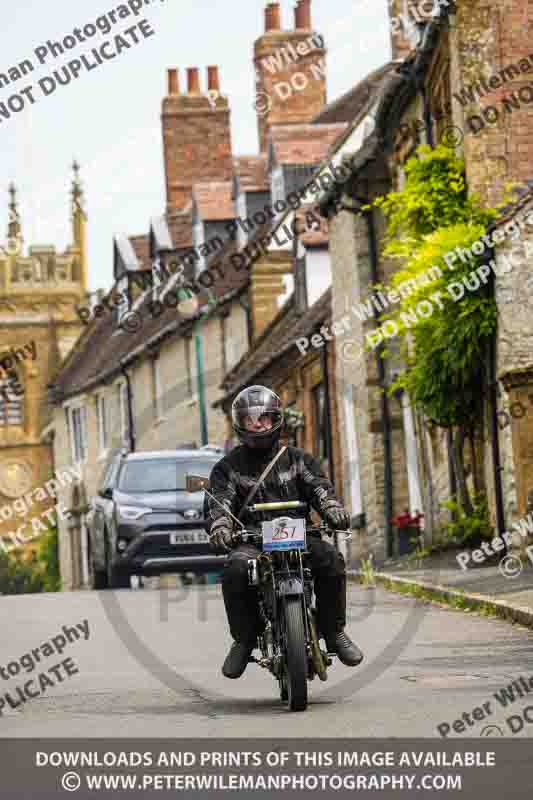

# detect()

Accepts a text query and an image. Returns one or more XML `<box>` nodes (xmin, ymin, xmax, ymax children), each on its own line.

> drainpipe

<box><xmin>489</xmin><ymin>330</ymin><xmax>506</xmax><ymax>538</ymax></box>
<box><xmin>447</xmin><ymin>429</ymin><xmax>458</xmax><ymax>519</ymax></box>
<box><xmin>417</xmin><ymin>73</ymin><xmax>434</xmax><ymax>148</ymax></box>
<box><xmin>119</xmin><ymin>360</ymin><xmax>136</xmax><ymax>452</ymax></box>
<box><xmin>194</xmin><ymin>291</ymin><xmax>217</xmax><ymax>447</ymax></box>
<box><xmin>320</xmin><ymin>343</ymin><xmax>337</xmax><ymax>549</ymax></box>
<box><xmin>486</xmin><ymin>270</ymin><xmax>506</xmax><ymax>540</ymax></box>
<box><xmin>194</xmin><ymin>325</ymin><xmax>208</xmax><ymax>446</ymax></box>
<box><xmin>365</xmin><ymin>207</ymin><xmax>394</xmax><ymax>558</ymax></box>
<box><xmin>320</xmin><ymin>344</ymin><xmax>335</xmax><ymax>486</ymax></box>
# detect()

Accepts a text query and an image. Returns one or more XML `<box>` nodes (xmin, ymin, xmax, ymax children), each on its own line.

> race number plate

<box><xmin>262</xmin><ymin>517</ymin><xmax>306</xmax><ymax>551</ymax></box>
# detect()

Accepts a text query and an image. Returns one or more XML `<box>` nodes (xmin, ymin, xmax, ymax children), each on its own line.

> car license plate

<box><xmin>262</xmin><ymin>517</ymin><xmax>306</xmax><ymax>551</ymax></box>
<box><xmin>169</xmin><ymin>530</ymin><xmax>208</xmax><ymax>545</ymax></box>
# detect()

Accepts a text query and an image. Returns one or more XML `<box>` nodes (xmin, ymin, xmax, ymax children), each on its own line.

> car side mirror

<box><xmin>186</xmin><ymin>474</ymin><xmax>210</xmax><ymax>493</ymax></box>
<box><xmin>99</xmin><ymin>487</ymin><xmax>113</xmax><ymax>500</ymax></box>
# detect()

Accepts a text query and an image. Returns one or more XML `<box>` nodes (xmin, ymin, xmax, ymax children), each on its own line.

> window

<box><xmin>96</xmin><ymin>394</ymin><xmax>108</xmax><ymax>454</ymax></box>
<box><xmin>193</xmin><ymin>221</ymin><xmax>205</xmax><ymax>275</ymax></box>
<box><xmin>118</xmin><ymin>457</ymin><xmax>218</xmax><ymax>493</ymax></box>
<box><xmin>236</xmin><ymin>193</ymin><xmax>248</xmax><ymax>249</ymax></box>
<box><xmin>221</xmin><ymin>315</ymin><xmax>237</xmax><ymax>373</ymax></box>
<box><xmin>0</xmin><ymin>368</ymin><xmax>24</xmax><ymax>426</ymax></box>
<box><xmin>68</xmin><ymin>405</ymin><xmax>88</xmax><ymax>464</ymax></box>
<box><xmin>271</xmin><ymin>166</ymin><xmax>285</xmax><ymax>207</ymax></box>
<box><xmin>151</xmin><ymin>356</ymin><xmax>163</xmax><ymax>420</ymax></box>
<box><xmin>312</xmin><ymin>383</ymin><xmax>327</xmax><ymax>461</ymax></box>
<box><xmin>118</xmin><ymin>382</ymin><xmax>130</xmax><ymax>447</ymax></box>
<box><xmin>115</xmin><ymin>275</ymin><xmax>130</xmax><ymax>326</ymax></box>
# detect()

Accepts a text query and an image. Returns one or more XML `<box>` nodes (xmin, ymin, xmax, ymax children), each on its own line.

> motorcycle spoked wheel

<box><xmin>282</xmin><ymin>596</ymin><xmax>308</xmax><ymax>712</ymax></box>
<box><xmin>279</xmin><ymin>672</ymin><xmax>288</xmax><ymax>702</ymax></box>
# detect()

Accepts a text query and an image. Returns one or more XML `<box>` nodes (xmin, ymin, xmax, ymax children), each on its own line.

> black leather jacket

<box><xmin>204</xmin><ymin>443</ymin><xmax>345</xmax><ymax>538</ymax></box>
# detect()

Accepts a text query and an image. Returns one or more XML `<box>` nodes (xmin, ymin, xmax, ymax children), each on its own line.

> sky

<box><xmin>0</xmin><ymin>0</ymin><xmax>391</xmax><ymax>292</ymax></box>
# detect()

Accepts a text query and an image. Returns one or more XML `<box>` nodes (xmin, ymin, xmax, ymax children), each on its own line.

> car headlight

<box><xmin>117</xmin><ymin>505</ymin><xmax>153</xmax><ymax>520</ymax></box>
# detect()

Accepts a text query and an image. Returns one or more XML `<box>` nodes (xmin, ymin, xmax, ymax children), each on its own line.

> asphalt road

<box><xmin>2</xmin><ymin>579</ymin><xmax>533</xmax><ymax>738</ymax></box>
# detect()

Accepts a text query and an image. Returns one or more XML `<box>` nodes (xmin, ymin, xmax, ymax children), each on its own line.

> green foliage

<box><xmin>359</xmin><ymin>554</ymin><xmax>376</xmax><ymax>586</ymax></box>
<box><xmin>37</xmin><ymin>525</ymin><xmax>61</xmax><ymax>592</ymax></box>
<box><xmin>407</xmin><ymin>495</ymin><xmax>493</xmax><ymax>560</ymax></box>
<box><xmin>438</xmin><ymin>494</ymin><xmax>493</xmax><ymax>548</ymax></box>
<box><xmin>0</xmin><ymin>549</ymin><xmax>45</xmax><ymax>594</ymax></box>
<box><xmin>0</xmin><ymin>523</ymin><xmax>61</xmax><ymax>595</ymax></box>
<box><xmin>369</xmin><ymin>144</ymin><xmax>498</xmax><ymax>431</ymax></box>
<box><xmin>284</xmin><ymin>406</ymin><xmax>305</xmax><ymax>431</ymax></box>
<box><xmin>410</xmin><ymin>494</ymin><xmax>493</xmax><ymax>559</ymax></box>
<box><xmin>373</xmin><ymin>144</ymin><xmax>494</xmax><ymax>251</ymax></box>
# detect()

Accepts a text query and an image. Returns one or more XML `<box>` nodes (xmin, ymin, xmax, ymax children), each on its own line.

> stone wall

<box><xmin>492</xmin><ymin>199</ymin><xmax>533</xmax><ymax>526</ymax></box>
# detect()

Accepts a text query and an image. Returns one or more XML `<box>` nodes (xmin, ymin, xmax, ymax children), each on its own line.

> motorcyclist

<box><xmin>206</xmin><ymin>385</ymin><xmax>363</xmax><ymax>679</ymax></box>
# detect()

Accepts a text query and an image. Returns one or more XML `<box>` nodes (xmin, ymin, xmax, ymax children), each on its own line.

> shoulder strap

<box><xmin>237</xmin><ymin>445</ymin><xmax>287</xmax><ymax>520</ymax></box>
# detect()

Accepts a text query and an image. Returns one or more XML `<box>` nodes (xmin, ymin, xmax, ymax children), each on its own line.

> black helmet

<box><xmin>231</xmin><ymin>385</ymin><xmax>284</xmax><ymax>450</ymax></box>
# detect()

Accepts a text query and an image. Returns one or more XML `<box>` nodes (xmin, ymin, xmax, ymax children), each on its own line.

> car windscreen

<box><xmin>117</xmin><ymin>459</ymin><xmax>218</xmax><ymax>493</ymax></box>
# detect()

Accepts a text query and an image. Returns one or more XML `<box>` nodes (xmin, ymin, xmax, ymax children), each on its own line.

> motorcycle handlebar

<box><xmin>246</xmin><ymin>500</ymin><xmax>308</xmax><ymax>513</ymax></box>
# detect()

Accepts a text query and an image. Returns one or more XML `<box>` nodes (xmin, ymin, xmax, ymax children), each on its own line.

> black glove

<box><xmin>323</xmin><ymin>505</ymin><xmax>351</xmax><ymax>531</ymax></box>
<box><xmin>208</xmin><ymin>519</ymin><xmax>233</xmax><ymax>553</ymax></box>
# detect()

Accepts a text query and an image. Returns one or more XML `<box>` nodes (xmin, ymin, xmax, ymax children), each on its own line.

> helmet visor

<box><xmin>233</xmin><ymin>407</ymin><xmax>282</xmax><ymax>433</ymax></box>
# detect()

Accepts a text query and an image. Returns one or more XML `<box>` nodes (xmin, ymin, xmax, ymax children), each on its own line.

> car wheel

<box><xmin>88</xmin><ymin>538</ymin><xmax>108</xmax><ymax>590</ymax></box>
<box><xmin>105</xmin><ymin>534</ymin><xmax>130</xmax><ymax>589</ymax></box>
<box><xmin>91</xmin><ymin>560</ymin><xmax>108</xmax><ymax>590</ymax></box>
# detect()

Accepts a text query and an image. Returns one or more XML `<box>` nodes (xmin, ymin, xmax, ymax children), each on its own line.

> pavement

<box><xmin>2</xmin><ymin>575</ymin><xmax>533</xmax><ymax>738</ymax></box>
<box><xmin>353</xmin><ymin>549</ymin><xmax>533</xmax><ymax>628</ymax></box>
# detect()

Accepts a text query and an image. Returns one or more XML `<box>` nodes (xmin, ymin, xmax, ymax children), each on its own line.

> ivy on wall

<box><xmin>369</xmin><ymin>144</ymin><xmax>499</xmax><ymax>514</ymax></box>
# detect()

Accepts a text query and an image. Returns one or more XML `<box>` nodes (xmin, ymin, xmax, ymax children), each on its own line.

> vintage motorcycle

<box><xmin>232</xmin><ymin>499</ymin><xmax>350</xmax><ymax>712</ymax></box>
<box><xmin>187</xmin><ymin>475</ymin><xmax>351</xmax><ymax>712</ymax></box>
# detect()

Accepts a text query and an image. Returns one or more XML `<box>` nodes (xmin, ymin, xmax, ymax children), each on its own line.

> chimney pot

<box><xmin>297</xmin><ymin>0</ymin><xmax>311</xmax><ymax>29</ymax></box>
<box><xmin>207</xmin><ymin>65</ymin><xmax>220</xmax><ymax>92</ymax></box>
<box><xmin>265</xmin><ymin>4</ymin><xmax>272</xmax><ymax>31</ymax></box>
<box><xmin>187</xmin><ymin>67</ymin><xmax>200</xmax><ymax>94</ymax></box>
<box><xmin>265</xmin><ymin>2</ymin><xmax>281</xmax><ymax>32</ymax></box>
<box><xmin>167</xmin><ymin>68</ymin><xmax>179</xmax><ymax>95</ymax></box>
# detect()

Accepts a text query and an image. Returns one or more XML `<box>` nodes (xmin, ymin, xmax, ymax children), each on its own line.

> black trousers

<box><xmin>222</xmin><ymin>536</ymin><xmax>347</xmax><ymax>646</ymax></box>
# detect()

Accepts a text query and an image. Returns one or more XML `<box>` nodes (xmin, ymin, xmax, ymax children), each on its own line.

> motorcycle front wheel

<box><xmin>283</xmin><ymin>596</ymin><xmax>308</xmax><ymax>711</ymax></box>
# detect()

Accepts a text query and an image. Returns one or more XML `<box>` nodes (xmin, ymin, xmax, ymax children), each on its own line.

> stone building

<box><xmin>50</xmin><ymin>0</ymin><xmax>350</xmax><ymax>588</ymax></box>
<box><xmin>315</xmin><ymin>0</ymin><xmax>533</xmax><ymax>563</ymax></box>
<box><xmin>0</xmin><ymin>169</ymin><xmax>87</xmax><ymax>556</ymax></box>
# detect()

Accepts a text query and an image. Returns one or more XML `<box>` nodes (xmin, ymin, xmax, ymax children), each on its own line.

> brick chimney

<box><xmin>162</xmin><ymin>66</ymin><xmax>233</xmax><ymax>211</ymax></box>
<box><xmin>254</xmin><ymin>0</ymin><xmax>327</xmax><ymax>152</ymax></box>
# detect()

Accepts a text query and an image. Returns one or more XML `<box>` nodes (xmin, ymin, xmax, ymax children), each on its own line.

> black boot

<box><xmin>222</xmin><ymin>641</ymin><xmax>255</xmax><ymax>679</ymax></box>
<box><xmin>327</xmin><ymin>631</ymin><xmax>363</xmax><ymax>666</ymax></box>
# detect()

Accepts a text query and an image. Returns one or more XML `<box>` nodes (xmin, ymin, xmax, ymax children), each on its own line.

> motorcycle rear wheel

<box><xmin>283</xmin><ymin>596</ymin><xmax>308</xmax><ymax>711</ymax></box>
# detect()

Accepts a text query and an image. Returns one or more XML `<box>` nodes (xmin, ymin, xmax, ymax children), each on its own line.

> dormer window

<box><xmin>116</xmin><ymin>275</ymin><xmax>130</xmax><ymax>325</ymax></box>
<box><xmin>271</xmin><ymin>166</ymin><xmax>285</xmax><ymax>207</ymax></box>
